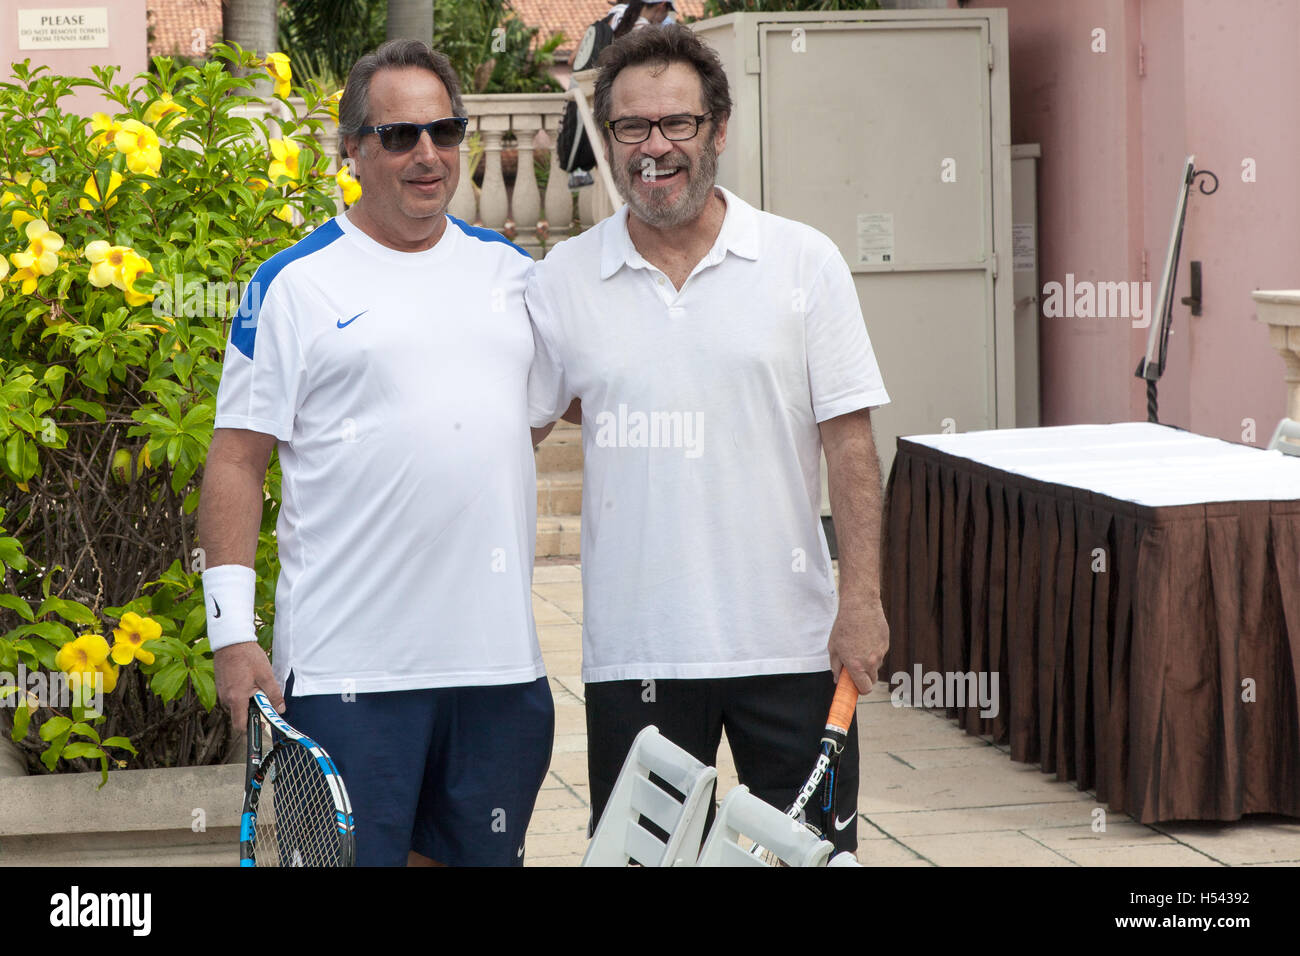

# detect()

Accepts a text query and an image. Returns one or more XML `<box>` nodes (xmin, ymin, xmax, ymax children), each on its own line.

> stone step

<box><xmin>536</xmin><ymin>515</ymin><xmax>581</xmax><ymax>558</ymax></box>
<box><xmin>537</xmin><ymin>470</ymin><xmax>582</xmax><ymax>517</ymax></box>
<box><xmin>535</xmin><ymin>432</ymin><xmax>583</xmax><ymax>474</ymax></box>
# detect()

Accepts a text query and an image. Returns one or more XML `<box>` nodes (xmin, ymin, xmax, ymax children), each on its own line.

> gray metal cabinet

<box><xmin>691</xmin><ymin>9</ymin><xmax>1017</xmax><ymax>488</ymax></box>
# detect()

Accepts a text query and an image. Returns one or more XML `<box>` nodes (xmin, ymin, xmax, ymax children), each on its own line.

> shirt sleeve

<box><xmin>805</xmin><ymin>246</ymin><xmax>891</xmax><ymax>423</ymax></box>
<box><xmin>213</xmin><ymin>274</ymin><xmax>306</xmax><ymax>441</ymax></box>
<box><xmin>525</xmin><ymin>265</ymin><xmax>574</xmax><ymax>428</ymax></box>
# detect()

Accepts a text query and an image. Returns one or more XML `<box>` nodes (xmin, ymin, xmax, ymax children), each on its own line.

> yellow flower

<box><xmin>55</xmin><ymin>633</ymin><xmax>111</xmax><ymax>674</ymax></box>
<box><xmin>263</xmin><ymin>52</ymin><xmax>292</xmax><ymax>98</ymax></box>
<box><xmin>143</xmin><ymin>92</ymin><xmax>186</xmax><ymax>128</ymax></box>
<box><xmin>89</xmin><ymin>112</ymin><xmax>124</xmax><ymax>152</ymax></box>
<box><xmin>273</xmin><ymin>203</ymin><xmax>295</xmax><ymax>224</ymax></box>
<box><xmin>80</xmin><ymin>170</ymin><xmax>124</xmax><ymax>210</ymax></box>
<box><xmin>326</xmin><ymin>88</ymin><xmax>343</xmax><ymax>122</ymax></box>
<box><xmin>1</xmin><ymin>173</ymin><xmax>48</xmax><ymax>228</ymax></box>
<box><xmin>336</xmin><ymin>164</ymin><xmax>361</xmax><ymax>205</ymax></box>
<box><xmin>247</xmin><ymin>176</ymin><xmax>269</xmax><ymax>193</ymax></box>
<box><xmin>267</xmin><ymin>138</ymin><xmax>301</xmax><ymax>184</ymax></box>
<box><xmin>84</xmin><ymin>240</ymin><xmax>129</xmax><ymax>288</ymax></box>
<box><xmin>119</xmin><ymin>250</ymin><xmax>155</xmax><ymax>306</ymax></box>
<box><xmin>110</xmin><ymin>612</ymin><xmax>160</xmax><ymax>665</ymax></box>
<box><xmin>114</xmin><ymin>119</ymin><xmax>162</xmax><ymax>177</ymax></box>
<box><xmin>97</xmin><ymin>660</ymin><xmax>119</xmax><ymax>694</ymax></box>
<box><xmin>13</xmin><ymin>218</ymin><xmax>64</xmax><ymax>276</ymax></box>
<box><xmin>0</xmin><ymin>255</ymin><xmax>7</xmax><ymax>301</ymax></box>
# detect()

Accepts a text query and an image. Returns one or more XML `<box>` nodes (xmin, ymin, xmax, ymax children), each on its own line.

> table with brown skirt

<box><xmin>879</xmin><ymin>422</ymin><xmax>1300</xmax><ymax>823</ymax></box>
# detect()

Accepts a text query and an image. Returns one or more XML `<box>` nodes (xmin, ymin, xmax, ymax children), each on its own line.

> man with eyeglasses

<box><xmin>527</xmin><ymin>26</ymin><xmax>891</xmax><ymax>856</ymax></box>
<box><xmin>200</xmin><ymin>39</ymin><xmax>553</xmax><ymax>867</ymax></box>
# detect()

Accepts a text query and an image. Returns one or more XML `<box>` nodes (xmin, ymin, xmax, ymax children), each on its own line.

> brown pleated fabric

<box><xmin>880</xmin><ymin>437</ymin><xmax>1300</xmax><ymax>823</ymax></box>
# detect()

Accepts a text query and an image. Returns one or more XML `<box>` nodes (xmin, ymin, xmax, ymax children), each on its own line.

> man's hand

<box><xmin>215</xmin><ymin>642</ymin><xmax>284</xmax><ymax>733</ymax></box>
<box><xmin>828</xmin><ymin>597</ymin><xmax>889</xmax><ymax>694</ymax></box>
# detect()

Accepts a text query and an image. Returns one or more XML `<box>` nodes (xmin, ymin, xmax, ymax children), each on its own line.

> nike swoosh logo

<box><xmin>834</xmin><ymin>812</ymin><xmax>857</xmax><ymax>831</ymax></box>
<box><xmin>337</xmin><ymin>311</ymin><xmax>367</xmax><ymax>328</ymax></box>
<box><xmin>212</xmin><ymin>598</ymin><xmax>221</xmax><ymax>619</ymax></box>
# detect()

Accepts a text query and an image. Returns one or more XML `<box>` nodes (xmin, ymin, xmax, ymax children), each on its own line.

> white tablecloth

<box><xmin>903</xmin><ymin>422</ymin><xmax>1300</xmax><ymax>507</ymax></box>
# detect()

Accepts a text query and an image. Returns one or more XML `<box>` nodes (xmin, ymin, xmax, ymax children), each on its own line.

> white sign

<box><xmin>856</xmin><ymin>212</ymin><xmax>894</xmax><ymax>266</ymax></box>
<box><xmin>1012</xmin><ymin>222</ymin><xmax>1036</xmax><ymax>272</ymax></box>
<box><xmin>17</xmin><ymin>7</ymin><xmax>109</xmax><ymax>50</ymax></box>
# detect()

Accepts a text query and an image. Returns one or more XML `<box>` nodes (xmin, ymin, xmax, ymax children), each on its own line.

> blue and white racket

<box><xmin>240</xmin><ymin>691</ymin><xmax>355</xmax><ymax>867</ymax></box>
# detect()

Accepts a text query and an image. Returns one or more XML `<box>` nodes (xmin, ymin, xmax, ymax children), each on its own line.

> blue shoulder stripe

<box><xmin>448</xmin><ymin>215</ymin><xmax>532</xmax><ymax>259</ymax></box>
<box><xmin>230</xmin><ymin>219</ymin><xmax>346</xmax><ymax>360</ymax></box>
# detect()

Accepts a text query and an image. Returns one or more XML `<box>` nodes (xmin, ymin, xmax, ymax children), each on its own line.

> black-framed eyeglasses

<box><xmin>359</xmin><ymin>117</ymin><xmax>469</xmax><ymax>152</ymax></box>
<box><xmin>605</xmin><ymin>113</ymin><xmax>712</xmax><ymax>145</ymax></box>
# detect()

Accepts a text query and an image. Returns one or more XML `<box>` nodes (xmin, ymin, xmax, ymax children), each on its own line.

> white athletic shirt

<box><xmin>527</xmin><ymin>187</ymin><xmax>890</xmax><ymax>682</ymax></box>
<box><xmin>214</xmin><ymin>213</ymin><xmax>545</xmax><ymax>696</ymax></box>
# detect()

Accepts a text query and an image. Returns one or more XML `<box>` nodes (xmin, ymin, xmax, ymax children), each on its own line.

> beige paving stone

<box><xmin>856</xmin><ymin>837</ymin><xmax>928</xmax><ymax>866</ymax></box>
<box><xmin>523</xmin><ymin>829</ymin><xmax>590</xmax><ymax>859</ymax></box>
<box><xmin>868</xmin><ymin>797</ymin><xmax>1112</xmax><ymax>838</ymax></box>
<box><xmin>534</xmin><ymin>787</ymin><xmax>586</xmax><ymax>811</ymax></box>
<box><xmin>524</xmin><ymin>854</ymin><xmax>582</xmax><ymax>868</ymax></box>
<box><xmin>550</xmin><ymin>674</ymin><xmax>586</xmax><ymax>702</ymax></box>
<box><xmin>532</xmin><ymin>563</ymin><xmax>582</xmax><ymax>584</ymax></box>
<box><xmin>538</xmin><ymin>770</ymin><xmax>567</xmax><ymax>790</ymax></box>
<box><xmin>541</xmin><ymin>649</ymin><xmax>583</xmax><ymax>675</ymax></box>
<box><xmin>1022</xmin><ymin>821</ymin><xmax>1172</xmax><ymax>849</ymax></box>
<box><xmin>861</xmin><ymin>759</ymin><xmax>1093</xmax><ymax>814</ymax></box>
<box><xmin>525</xmin><ymin>807</ymin><xmax>591</xmax><ymax>835</ymax></box>
<box><xmin>888</xmin><ymin>745</ymin><xmax>1017</xmax><ymax>771</ymax></box>
<box><xmin>532</xmin><ymin>583</ymin><xmax>584</xmax><ymax>609</ymax></box>
<box><xmin>1152</xmin><ymin>817</ymin><xmax>1300</xmax><ymax>866</ymax></box>
<box><xmin>547</xmin><ymin>750</ymin><xmax>590</xmax><ymax>781</ymax></box>
<box><xmin>1240</xmin><ymin>860</ymin><xmax>1300</xmax><ymax>866</ymax></box>
<box><xmin>531</xmin><ymin>599</ymin><xmax>575</xmax><ymax>625</ymax></box>
<box><xmin>903</xmin><ymin>830</ymin><xmax>1076</xmax><ymax>866</ymax></box>
<box><xmin>1058</xmin><ymin>844</ymin><xmax>1224</xmax><ymax>866</ymax></box>
<box><xmin>552</xmin><ymin>732</ymin><xmax>588</xmax><ymax>754</ymax></box>
<box><xmin>552</xmin><ymin>704</ymin><xmax>587</xmax><ymax>736</ymax></box>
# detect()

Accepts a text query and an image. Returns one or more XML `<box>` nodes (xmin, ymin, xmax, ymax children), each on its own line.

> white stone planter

<box><xmin>0</xmin><ymin>763</ymin><xmax>243</xmax><ymax>866</ymax></box>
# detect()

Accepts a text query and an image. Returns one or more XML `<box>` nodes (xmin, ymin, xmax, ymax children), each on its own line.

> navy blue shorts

<box><xmin>282</xmin><ymin>673</ymin><xmax>554</xmax><ymax>867</ymax></box>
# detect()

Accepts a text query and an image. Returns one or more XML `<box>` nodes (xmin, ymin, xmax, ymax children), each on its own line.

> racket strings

<box><xmin>252</xmin><ymin>740</ymin><xmax>346</xmax><ymax>867</ymax></box>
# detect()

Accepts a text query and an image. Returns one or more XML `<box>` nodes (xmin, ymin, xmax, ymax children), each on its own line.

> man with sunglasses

<box><xmin>201</xmin><ymin>39</ymin><xmax>552</xmax><ymax>867</ymax></box>
<box><xmin>527</xmin><ymin>26</ymin><xmax>891</xmax><ymax>856</ymax></box>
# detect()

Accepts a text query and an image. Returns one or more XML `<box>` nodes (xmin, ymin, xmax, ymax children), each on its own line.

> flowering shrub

<box><xmin>0</xmin><ymin>44</ymin><xmax>341</xmax><ymax>779</ymax></box>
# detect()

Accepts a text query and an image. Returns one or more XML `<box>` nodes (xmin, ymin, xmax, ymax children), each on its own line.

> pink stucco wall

<box><xmin>965</xmin><ymin>0</ymin><xmax>1296</xmax><ymax>445</ymax></box>
<box><xmin>1</xmin><ymin>0</ymin><xmax>148</xmax><ymax>119</ymax></box>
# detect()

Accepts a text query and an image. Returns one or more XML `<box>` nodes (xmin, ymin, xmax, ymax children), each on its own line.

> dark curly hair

<box><xmin>592</xmin><ymin>25</ymin><xmax>732</xmax><ymax>141</ymax></box>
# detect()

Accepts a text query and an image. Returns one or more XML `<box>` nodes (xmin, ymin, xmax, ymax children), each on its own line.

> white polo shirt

<box><xmin>527</xmin><ymin>186</ymin><xmax>890</xmax><ymax>682</ymax></box>
<box><xmin>215</xmin><ymin>213</ymin><xmax>545</xmax><ymax>696</ymax></box>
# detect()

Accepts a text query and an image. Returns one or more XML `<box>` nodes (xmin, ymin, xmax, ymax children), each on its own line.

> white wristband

<box><xmin>202</xmin><ymin>564</ymin><xmax>258</xmax><ymax>652</ymax></box>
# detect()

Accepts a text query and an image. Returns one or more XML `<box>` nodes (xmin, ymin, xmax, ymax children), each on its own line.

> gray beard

<box><xmin>613</xmin><ymin>137</ymin><xmax>718</xmax><ymax>230</ymax></box>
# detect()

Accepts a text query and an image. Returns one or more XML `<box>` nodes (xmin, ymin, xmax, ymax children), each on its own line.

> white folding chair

<box><xmin>696</xmin><ymin>785</ymin><xmax>835</xmax><ymax>867</ymax></box>
<box><xmin>581</xmin><ymin>725</ymin><xmax>717</xmax><ymax>867</ymax></box>
<box><xmin>1268</xmin><ymin>417</ymin><xmax>1300</xmax><ymax>456</ymax></box>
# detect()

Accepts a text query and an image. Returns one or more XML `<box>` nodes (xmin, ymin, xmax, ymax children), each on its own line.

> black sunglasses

<box><xmin>359</xmin><ymin>117</ymin><xmax>469</xmax><ymax>152</ymax></box>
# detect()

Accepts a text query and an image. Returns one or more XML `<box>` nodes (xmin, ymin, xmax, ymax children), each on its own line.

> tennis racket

<box><xmin>753</xmin><ymin>671</ymin><xmax>859</xmax><ymax>862</ymax></box>
<box><xmin>240</xmin><ymin>691</ymin><xmax>355</xmax><ymax>867</ymax></box>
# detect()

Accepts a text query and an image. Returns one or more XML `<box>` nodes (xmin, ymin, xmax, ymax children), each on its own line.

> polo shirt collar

<box><xmin>599</xmin><ymin>185</ymin><xmax>761</xmax><ymax>280</ymax></box>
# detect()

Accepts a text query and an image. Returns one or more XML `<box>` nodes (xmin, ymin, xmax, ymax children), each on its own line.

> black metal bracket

<box><xmin>1180</xmin><ymin>260</ymin><xmax>1202</xmax><ymax>316</ymax></box>
<box><xmin>1192</xmin><ymin>168</ymin><xmax>1218</xmax><ymax>195</ymax></box>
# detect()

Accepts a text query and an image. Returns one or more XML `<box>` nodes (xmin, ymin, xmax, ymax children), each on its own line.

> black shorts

<box><xmin>585</xmin><ymin>670</ymin><xmax>859</xmax><ymax>854</ymax></box>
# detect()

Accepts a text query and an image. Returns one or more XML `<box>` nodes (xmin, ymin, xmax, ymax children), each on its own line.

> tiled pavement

<box><xmin>526</xmin><ymin>561</ymin><xmax>1300</xmax><ymax>867</ymax></box>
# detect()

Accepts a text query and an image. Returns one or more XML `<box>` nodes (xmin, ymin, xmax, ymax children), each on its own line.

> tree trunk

<box><xmin>387</xmin><ymin>0</ymin><xmax>433</xmax><ymax>44</ymax></box>
<box><xmin>223</xmin><ymin>0</ymin><xmax>279</xmax><ymax>60</ymax></box>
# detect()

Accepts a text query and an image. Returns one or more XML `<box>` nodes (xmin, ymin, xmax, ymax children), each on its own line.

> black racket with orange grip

<box><xmin>752</xmin><ymin>671</ymin><xmax>859</xmax><ymax>860</ymax></box>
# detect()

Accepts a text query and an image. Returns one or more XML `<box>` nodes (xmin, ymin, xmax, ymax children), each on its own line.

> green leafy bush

<box><xmin>0</xmin><ymin>44</ymin><xmax>339</xmax><ymax>779</ymax></box>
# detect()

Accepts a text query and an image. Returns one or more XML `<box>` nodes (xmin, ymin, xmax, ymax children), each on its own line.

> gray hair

<box><xmin>337</xmin><ymin>40</ymin><xmax>466</xmax><ymax>160</ymax></box>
